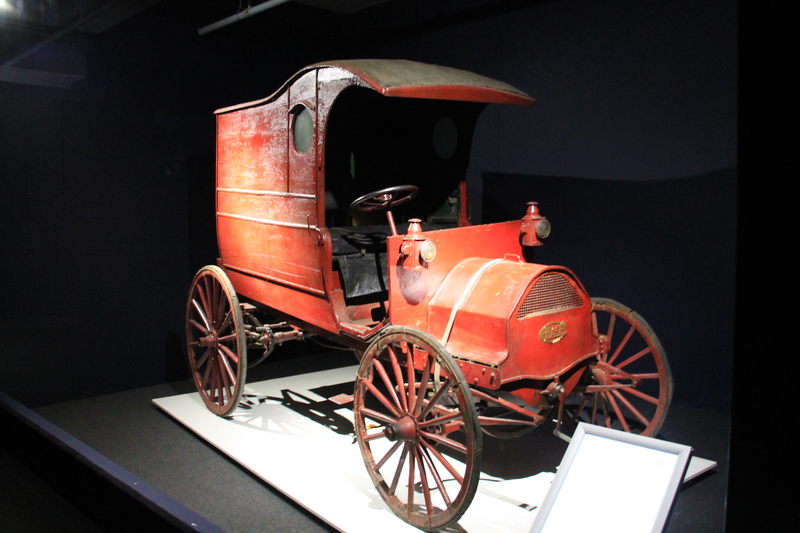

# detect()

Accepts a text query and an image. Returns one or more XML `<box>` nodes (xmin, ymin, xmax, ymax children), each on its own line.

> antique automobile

<box><xmin>185</xmin><ymin>59</ymin><xmax>672</xmax><ymax>531</ymax></box>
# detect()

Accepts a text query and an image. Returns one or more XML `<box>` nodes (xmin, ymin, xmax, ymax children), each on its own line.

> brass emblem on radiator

<box><xmin>539</xmin><ymin>321</ymin><xmax>567</xmax><ymax>344</ymax></box>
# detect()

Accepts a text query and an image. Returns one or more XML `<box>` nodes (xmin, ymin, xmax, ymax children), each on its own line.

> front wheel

<box><xmin>353</xmin><ymin>327</ymin><xmax>481</xmax><ymax>531</ymax></box>
<box><xmin>566</xmin><ymin>298</ymin><xmax>672</xmax><ymax>437</ymax></box>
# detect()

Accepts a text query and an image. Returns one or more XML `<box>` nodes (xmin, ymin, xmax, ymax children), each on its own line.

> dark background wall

<box><xmin>0</xmin><ymin>0</ymin><xmax>736</xmax><ymax>411</ymax></box>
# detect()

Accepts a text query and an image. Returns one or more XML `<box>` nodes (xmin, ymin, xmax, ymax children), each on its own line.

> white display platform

<box><xmin>153</xmin><ymin>366</ymin><xmax>715</xmax><ymax>533</ymax></box>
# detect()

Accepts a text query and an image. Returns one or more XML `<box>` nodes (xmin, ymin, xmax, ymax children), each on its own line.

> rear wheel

<box><xmin>186</xmin><ymin>265</ymin><xmax>247</xmax><ymax>416</ymax></box>
<box><xmin>567</xmin><ymin>298</ymin><xmax>672</xmax><ymax>437</ymax></box>
<box><xmin>353</xmin><ymin>327</ymin><xmax>481</xmax><ymax>531</ymax></box>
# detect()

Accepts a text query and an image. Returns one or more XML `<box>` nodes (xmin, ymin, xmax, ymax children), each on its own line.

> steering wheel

<box><xmin>349</xmin><ymin>185</ymin><xmax>419</xmax><ymax>213</ymax></box>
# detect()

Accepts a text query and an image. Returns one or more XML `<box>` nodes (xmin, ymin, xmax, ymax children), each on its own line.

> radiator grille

<box><xmin>516</xmin><ymin>272</ymin><xmax>584</xmax><ymax>319</ymax></box>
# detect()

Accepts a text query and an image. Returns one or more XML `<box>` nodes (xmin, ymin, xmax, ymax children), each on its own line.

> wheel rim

<box><xmin>567</xmin><ymin>298</ymin><xmax>672</xmax><ymax>436</ymax></box>
<box><xmin>354</xmin><ymin>328</ymin><xmax>481</xmax><ymax>531</ymax></box>
<box><xmin>186</xmin><ymin>265</ymin><xmax>247</xmax><ymax>416</ymax></box>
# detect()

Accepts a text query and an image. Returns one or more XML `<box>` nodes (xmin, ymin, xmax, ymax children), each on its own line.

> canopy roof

<box><xmin>216</xmin><ymin>59</ymin><xmax>535</xmax><ymax>114</ymax></box>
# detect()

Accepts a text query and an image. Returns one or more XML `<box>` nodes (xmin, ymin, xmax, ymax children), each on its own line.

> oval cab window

<box><xmin>293</xmin><ymin>106</ymin><xmax>314</xmax><ymax>153</ymax></box>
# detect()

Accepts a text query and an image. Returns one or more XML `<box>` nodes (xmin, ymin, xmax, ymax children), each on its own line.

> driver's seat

<box><xmin>329</xmin><ymin>221</ymin><xmax>437</xmax><ymax>301</ymax></box>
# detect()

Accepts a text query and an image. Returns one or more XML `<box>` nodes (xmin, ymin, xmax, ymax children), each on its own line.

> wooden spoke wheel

<box><xmin>186</xmin><ymin>265</ymin><xmax>247</xmax><ymax>416</ymax></box>
<box><xmin>354</xmin><ymin>327</ymin><xmax>481</xmax><ymax>532</ymax></box>
<box><xmin>567</xmin><ymin>298</ymin><xmax>672</xmax><ymax>437</ymax></box>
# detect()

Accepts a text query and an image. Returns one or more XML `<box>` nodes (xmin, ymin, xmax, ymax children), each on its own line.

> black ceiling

<box><xmin>186</xmin><ymin>0</ymin><xmax>550</xmax><ymax>48</ymax></box>
<box><xmin>1</xmin><ymin>0</ymin><xmax>551</xmax><ymax>65</ymax></box>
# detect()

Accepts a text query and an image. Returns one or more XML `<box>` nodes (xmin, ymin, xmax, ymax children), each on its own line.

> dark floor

<box><xmin>0</xmin><ymin>444</ymin><xmax>107</xmax><ymax>533</ymax></box>
<box><xmin>2</xmin><ymin>349</ymin><xmax>728</xmax><ymax>532</ymax></box>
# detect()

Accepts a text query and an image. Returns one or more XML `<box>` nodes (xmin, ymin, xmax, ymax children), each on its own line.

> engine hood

<box><xmin>427</xmin><ymin>257</ymin><xmax>598</xmax><ymax>382</ymax></box>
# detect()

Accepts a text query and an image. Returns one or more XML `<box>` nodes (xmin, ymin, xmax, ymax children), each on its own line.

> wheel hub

<box><xmin>199</xmin><ymin>331</ymin><xmax>218</xmax><ymax>347</ymax></box>
<box><xmin>590</xmin><ymin>361</ymin><xmax>639</xmax><ymax>389</ymax></box>
<box><xmin>384</xmin><ymin>415</ymin><xmax>418</xmax><ymax>442</ymax></box>
<box><xmin>592</xmin><ymin>365</ymin><xmax>610</xmax><ymax>385</ymax></box>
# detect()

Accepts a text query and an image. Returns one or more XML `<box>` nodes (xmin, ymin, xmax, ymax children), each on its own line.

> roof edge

<box><xmin>215</xmin><ymin>59</ymin><xmax>535</xmax><ymax>114</ymax></box>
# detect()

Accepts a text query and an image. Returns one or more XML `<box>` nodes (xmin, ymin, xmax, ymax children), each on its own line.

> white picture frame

<box><xmin>530</xmin><ymin>423</ymin><xmax>693</xmax><ymax>533</ymax></box>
